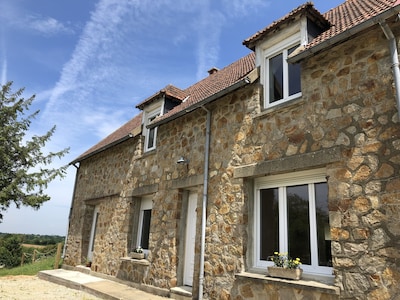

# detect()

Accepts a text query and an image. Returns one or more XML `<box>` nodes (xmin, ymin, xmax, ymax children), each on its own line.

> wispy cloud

<box><xmin>27</xmin><ymin>15</ymin><xmax>75</xmax><ymax>36</ymax></box>
<box><xmin>42</xmin><ymin>0</ymin><xmax>270</xmax><ymax>152</ymax></box>
<box><xmin>0</xmin><ymin>1</ymin><xmax>75</xmax><ymax>37</ymax></box>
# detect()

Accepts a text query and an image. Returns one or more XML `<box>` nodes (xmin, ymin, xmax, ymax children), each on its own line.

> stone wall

<box><xmin>65</xmin><ymin>19</ymin><xmax>400</xmax><ymax>300</ymax></box>
<box><xmin>234</xmin><ymin>23</ymin><xmax>400</xmax><ymax>299</ymax></box>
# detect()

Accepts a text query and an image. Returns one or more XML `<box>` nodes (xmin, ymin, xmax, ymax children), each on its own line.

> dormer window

<box><xmin>243</xmin><ymin>3</ymin><xmax>331</xmax><ymax>110</ymax></box>
<box><xmin>143</xmin><ymin>106</ymin><xmax>161</xmax><ymax>152</ymax></box>
<box><xmin>262</xmin><ymin>36</ymin><xmax>302</xmax><ymax>108</ymax></box>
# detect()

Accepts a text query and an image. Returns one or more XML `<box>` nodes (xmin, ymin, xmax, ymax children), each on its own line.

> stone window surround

<box><xmin>259</xmin><ymin>33</ymin><xmax>302</xmax><ymax>109</ymax></box>
<box><xmin>253</xmin><ymin>168</ymin><xmax>332</xmax><ymax>276</ymax></box>
<box><xmin>143</xmin><ymin>102</ymin><xmax>163</xmax><ymax>153</ymax></box>
<box><xmin>234</xmin><ymin>146</ymin><xmax>343</xmax><ymax>287</ymax></box>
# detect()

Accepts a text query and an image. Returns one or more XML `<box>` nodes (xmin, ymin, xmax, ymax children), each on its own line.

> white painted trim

<box><xmin>253</xmin><ymin>168</ymin><xmax>332</xmax><ymax>276</ymax></box>
<box><xmin>183</xmin><ymin>192</ymin><xmax>197</xmax><ymax>286</ymax></box>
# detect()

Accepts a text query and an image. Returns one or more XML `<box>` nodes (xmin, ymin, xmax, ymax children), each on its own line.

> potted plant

<box><xmin>84</xmin><ymin>257</ymin><xmax>92</xmax><ymax>268</ymax></box>
<box><xmin>130</xmin><ymin>246</ymin><xmax>145</xmax><ymax>259</ymax></box>
<box><xmin>267</xmin><ymin>252</ymin><xmax>302</xmax><ymax>280</ymax></box>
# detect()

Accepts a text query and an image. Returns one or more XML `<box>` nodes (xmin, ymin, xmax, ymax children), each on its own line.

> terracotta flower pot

<box><xmin>267</xmin><ymin>266</ymin><xmax>303</xmax><ymax>280</ymax></box>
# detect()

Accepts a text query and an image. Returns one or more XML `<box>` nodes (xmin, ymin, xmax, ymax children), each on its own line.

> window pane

<box><xmin>147</xmin><ymin>115</ymin><xmax>158</xmax><ymax>149</ymax></box>
<box><xmin>315</xmin><ymin>182</ymin><xmax>332</xmax><ymax>266</ymax></box>
<box><xmin>260</xmin><ymin>188</ymin><xmax>279</xmax><ymax>260</ymax></box>
<box><xmin>140</xmin><ymin>209</ymin><xmax>152</xmax><ymax>249</ymax></box>
<box><xmin>148</xmin><ymin>127</ymin><xmax>155</xmax><ymax>148</ymax></box>
<box><xmin>287</xmin><ymin>185</ymin><xmax>310</xmax><ymax>264</ymax></box>
<box><xmin>288</xmin><ymin>46</ymin><xmax>301</xmax><ymax>96</ymax></box>
<box><xmin>269</xmin><ymin>53</ymin><xmax>283</xmax><ymax>103</ymax></box>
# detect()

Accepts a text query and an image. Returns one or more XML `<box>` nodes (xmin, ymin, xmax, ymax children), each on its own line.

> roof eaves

<box><xmin>147</xmin><ymin>68</ymin><xmax>259</xmax><ymax>129</ymax></box>
<box><xmin>289</xmin><ymin>4</ymin><xmax>400</xmax><ymax>63</ymax></box>
<box><xmin>70</xmin><ymin>134</ymin><xmax>134</xmax><ymax>165</ymax></box>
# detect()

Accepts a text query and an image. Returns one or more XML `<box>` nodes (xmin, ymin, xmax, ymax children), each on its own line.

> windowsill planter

<box><xmin>130</xmin><ymin>252</ymin><xmax>145</xmax><ymax>259</ymax></box>
<box><xmin>267</xmin><ymin>266</ymin><xmax>303</xmax><ymax>280</ymax></box>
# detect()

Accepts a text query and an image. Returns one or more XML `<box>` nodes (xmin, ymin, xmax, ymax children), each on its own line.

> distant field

<box><xmin>21</xmin><ymin>244</ymin><xmax>47</xmax><ymax>249</ymax></box>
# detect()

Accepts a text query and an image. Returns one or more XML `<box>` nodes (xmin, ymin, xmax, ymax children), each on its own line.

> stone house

<box><xmin>63</xmin><ymin>0</ymin><xmax>400</xmax><ymax>299</ymax></box>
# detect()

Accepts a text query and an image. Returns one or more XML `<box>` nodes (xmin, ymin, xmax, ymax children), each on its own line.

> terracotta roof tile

<box><xmin>305</xmin><ymin>0</ymin><xmax>399</xmax><ymax>50</ymax></box>
<box><xmin>156</xmin><ymin>52</ymin><xmax>256</xmax><ymax>122</ymax></box>
<box><xmin>136</xmin><ymin>84</ymin><xmax>186</xmax><ymax>109</ymax></box>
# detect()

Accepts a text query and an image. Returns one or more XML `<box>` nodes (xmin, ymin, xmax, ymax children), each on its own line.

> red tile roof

<box><xmin>307</xmin><ymin>0</ymin><xmax>399</xmax><ymax>50</ymax></box>
<box><xmin>154</xmin><ymin>52</ymin><xmax>256</xmax><ymax>124</ymax></box>
<box><xmin>71</xmin><ymin>113</ymin><xmax>142</xmax><ymax>163</ymax></box>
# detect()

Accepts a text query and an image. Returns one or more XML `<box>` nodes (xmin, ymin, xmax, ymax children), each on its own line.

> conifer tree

<box><xmin>0</xmin><ymin>82</ymin><xmax>69</xmax><ymax>221</ymax></box>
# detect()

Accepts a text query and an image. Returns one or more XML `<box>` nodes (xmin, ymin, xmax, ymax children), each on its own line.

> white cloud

<box><xmin>222</xmin><ymin>0</ymin><xmax>271</xmax><ymax>17</ymax></box>
<box><xmin>27</xmin><ymin>15</ymin><xmax>75</xmax><ymax>36</ymax></box>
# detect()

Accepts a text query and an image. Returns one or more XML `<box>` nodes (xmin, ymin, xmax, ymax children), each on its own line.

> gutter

<box><xmin>380</xmin><ymin>17</ymin><xmax>400</xmax><ymax>120</ymax></box>
<box><xmin>289</xmin><ymin>5</ymin><xmax>400</xmax><ymax>64</ymax></box>
<box><xmin>147</xmin><ymin>68</ymin><xmax>258</xmax><ymax>130</ymax></box>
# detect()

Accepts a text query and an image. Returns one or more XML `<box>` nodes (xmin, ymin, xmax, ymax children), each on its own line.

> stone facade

<box><xmin>64</xmin><ymin>11</ymin><xmax>400</xmax><ymax>300</ymax></box>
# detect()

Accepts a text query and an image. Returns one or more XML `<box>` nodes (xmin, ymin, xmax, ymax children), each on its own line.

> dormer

<box><xmin>243</xmin><ymin>2</ymin><xmax>330</xmax><ymax>109</ymax></box>
<box><xmin>136</xmin><ymin>84</ymin><xmax>186</xmax><ymax>152</ymax></box>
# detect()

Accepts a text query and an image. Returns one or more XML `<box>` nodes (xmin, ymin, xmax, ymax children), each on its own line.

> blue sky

<box><xmin>0</xmin><ymin>0</ymin><xmax>344</xmax><ymax>235</ymax></box>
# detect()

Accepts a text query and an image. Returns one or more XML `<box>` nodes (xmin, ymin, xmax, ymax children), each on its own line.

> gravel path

<box><xmin>0</xmin><ymin>275</ymin><xmax>103</xmax><ymax>300</ymax></box>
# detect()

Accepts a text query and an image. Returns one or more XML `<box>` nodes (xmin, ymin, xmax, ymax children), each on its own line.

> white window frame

<box><xmin>143</xmin><ymin>103</ymin><xmax>163</xmax><ymax>152</ymax></box>
<box><xmin>261</xmin><ymin>34</ymin><xmax>302</xmax><ymax>108</ymax></box>
<box><xmin>137</xmin><ymin>195</ymin><xmax>152</xmax><ymax>253</ymax></box>
<box><xmin>254</xmin><ymin>168</ymin><xmax>332</xmax><ymax>276</ymax></box>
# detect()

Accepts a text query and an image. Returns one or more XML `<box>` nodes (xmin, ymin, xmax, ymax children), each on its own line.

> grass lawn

<box><xmin>0</xmin><ymin>256</ymin><xmax>62</xmax><ymax>277</ymax></box>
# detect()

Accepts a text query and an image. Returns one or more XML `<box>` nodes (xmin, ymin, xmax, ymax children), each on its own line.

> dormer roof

<box><xmin>243</xmin><ymin>2</ymin><xmax>330</xmax><ymax>50</ymax></box>
<box><xmin>136</xmin><ymin>84</ymin><xmax>186</xmax><ymax>110</ymax></box>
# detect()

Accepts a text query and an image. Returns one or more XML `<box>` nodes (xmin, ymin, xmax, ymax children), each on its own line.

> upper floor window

<box><xmin>144</xmin><ymin>107</ymin><xmax>161</xmax><ymax>152</ymax></box>
<box><xmin>262</xmin><ymin>36</ymin><xmax>301</xmax><ymax>108</ymax></box>
<box><xmin>254</xmin><ymin>169</ymin><xmax>332</xmax><ymax>277</ymax></box>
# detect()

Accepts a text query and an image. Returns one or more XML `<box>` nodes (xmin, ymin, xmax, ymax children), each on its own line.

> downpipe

<box><xmin>380</xmin><ymin>18</ymin><xmax>400</xmax><ymax>120</ymax></box>
<box><xmin>198</xmin><ymin>106</ymin><xmax>211</xmax><ymax>300</ymax></box>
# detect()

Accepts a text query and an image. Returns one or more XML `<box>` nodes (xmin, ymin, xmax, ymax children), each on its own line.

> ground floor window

<box><xmin>137</xmin><ymin>196</ymin><xmax>152</xmax><ymax>251</ymax></box>
<box><xmin>254</xmin><ymin>168</ymin><xmax>332</xmax><ymax>276</ymax></box>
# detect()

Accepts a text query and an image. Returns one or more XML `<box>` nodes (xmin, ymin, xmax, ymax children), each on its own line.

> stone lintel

<box><xmin>171</xmin><ymin>174</ymin><xmax>203</xmax><ymax>189</ymax></box>
<box><xmin>84</xmin><ymin>194</ymin><xmax>119</xmax><ymax>205</ymax></box>
<box><xmin>234</xmin><ymin>146</ymin><xmax>343</xmax><ymax>178</ymax></box>
<box><xmin>127</xmin><ymin>184</ymin><xmax>158</xmax><ymax>197</ymax></box>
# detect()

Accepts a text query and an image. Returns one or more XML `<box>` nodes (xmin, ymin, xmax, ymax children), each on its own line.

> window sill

<box><xmin>256</xmin><ymin>95</ymin><xmax>304</xmax><ymax>120</ymax></box>
<box><xmin>120</xmin><ymin>257</ymin><xmax>150</xmax><ymax>266</ymax></box>
<box><xmin>236</xmin><ymin>272</ymin><xmax>339</xmax><ymax>296</ymax></box>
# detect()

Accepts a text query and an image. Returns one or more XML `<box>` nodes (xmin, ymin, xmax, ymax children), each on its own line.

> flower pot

<box><xmin>130</xmin><ymin>252</ymin><xmax>145</xmax><ymax>259</ymax></box>
<box><xmin>267</xmin><ymin>266</ymin><xmax>303</xmax><ymax>280</ymax></box>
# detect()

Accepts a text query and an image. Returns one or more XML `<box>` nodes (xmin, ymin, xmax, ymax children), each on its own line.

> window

<box><xmin>144</xmin><ymin>108</ymin><xmax>161</xmax><ymax>152</ymax></box>
<box><xmin>137</xmin><ymin>196</ymin><xmax>152</xmax><ymax>251</ymax></box>
<box><xmin>254</xmin><ymin>169</ymin><xmax>332</xmax><ymax>276</ymax></box>
<box><xmin>263</xmin><ymin>36</ymin><xmax>301</xmax><ymax>108</ymax></box>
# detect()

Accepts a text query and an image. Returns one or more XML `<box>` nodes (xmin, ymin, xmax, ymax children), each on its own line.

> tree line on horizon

<box><xmin>0</xmin><ymin>233</ymin><xmax>64</xmax><ymax>268</ymax></box>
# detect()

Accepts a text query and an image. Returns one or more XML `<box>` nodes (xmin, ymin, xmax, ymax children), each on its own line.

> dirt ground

<box><xmin>0</xmin><ymin>275</ymin><xmax>103</xmax><ymax>300</ymax></box>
